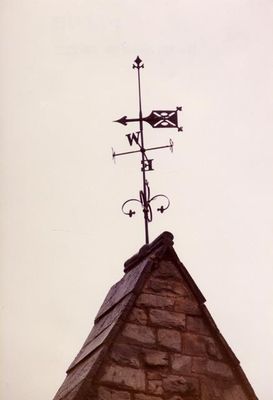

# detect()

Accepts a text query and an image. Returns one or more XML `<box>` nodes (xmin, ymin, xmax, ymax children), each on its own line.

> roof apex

<box><xmin>124</xmin><ymin>231</ymin><xmax>174</xmax><ymax>273</ymax></box>
<box><xmin>53</xmin><ymin>230</ymin><xmax>258</xmax><ymax>400</ymax></box>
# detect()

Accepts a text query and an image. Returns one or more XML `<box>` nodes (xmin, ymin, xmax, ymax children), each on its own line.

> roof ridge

<box><xmin>124</xmin><ymin>231</ymin><xmax>174</xmax><ymax>273</ymax></box>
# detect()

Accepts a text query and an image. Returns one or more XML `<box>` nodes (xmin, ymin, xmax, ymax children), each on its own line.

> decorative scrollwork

<box><xmin>122</xmin><ymin>180</ymin><xmax>170</xmax><ymax>223</ymax></box>
<box><xmin>150</xmin><ymin>194</ymin><xmax>170</xmax><ymax>214</ymax></box>
<box><xmin>121</xmin><ymin>198</ymin><xmax>140</xmax><ymax>217</ymax></box>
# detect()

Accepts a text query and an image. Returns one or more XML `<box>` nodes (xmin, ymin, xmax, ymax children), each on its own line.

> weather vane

<box><xmin>112</xmin><ymin>56</ymin><xmax>182</xmax><ymax>245</ymax></box>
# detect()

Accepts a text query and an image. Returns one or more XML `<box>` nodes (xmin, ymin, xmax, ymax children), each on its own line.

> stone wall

<box><xmin>90</xmin><ymin>260</ymin><xmax>249</xmax><ymax>400</ymax></box>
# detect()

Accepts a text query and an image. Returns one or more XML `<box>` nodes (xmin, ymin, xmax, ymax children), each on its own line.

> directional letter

<box><xmin>141</xmin><ymin>159</ymin><xmax>154</xmax><ymax>171</ymax></box>
<box><xmin>126</xmin><ymin>131</ymin><xmax>140</xmax><ymax>146</ymax></box>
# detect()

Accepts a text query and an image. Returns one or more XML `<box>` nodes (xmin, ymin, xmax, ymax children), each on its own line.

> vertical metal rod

<box><xmin>136</xmin><ymin>67</ymin><xmax>149</xmax><ymax>244</ymax></box>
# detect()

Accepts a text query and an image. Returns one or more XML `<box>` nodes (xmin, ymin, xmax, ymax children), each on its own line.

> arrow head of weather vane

<box><xmin>112</xmin><ymin>56</ymin><xmax>183</xmax><ymax>244</ymax></box>
<box><xmin>115</xmin><ymin>107</ymin><xmax>183</xmax><ymax>132</ymax></box>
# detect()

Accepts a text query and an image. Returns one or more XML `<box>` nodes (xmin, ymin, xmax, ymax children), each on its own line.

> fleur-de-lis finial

<box><xmin>133</xmin><ymin>56</ymin><xmax>144</xmax><ymax>69</ymax></box>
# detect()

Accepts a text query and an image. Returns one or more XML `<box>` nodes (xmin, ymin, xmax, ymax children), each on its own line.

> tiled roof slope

<box><xmin>53</xmin><ymin>231</ymin><xmax>258</xmax><ymax>400</ymax></box>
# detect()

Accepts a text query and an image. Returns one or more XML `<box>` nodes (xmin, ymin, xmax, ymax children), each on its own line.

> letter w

<box><xmin>126</xmin><ymin>131</ymin><xmax>140</xmax><ymax>146</ymax></box>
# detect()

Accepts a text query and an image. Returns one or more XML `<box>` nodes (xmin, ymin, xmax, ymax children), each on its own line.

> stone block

<box><xmin>183</xmin><ymin>333</ymin><xmax>207</xmax><ymax>355</ymax></box>
<box><xmin>158</xmin><ymin>328</ymin><xmax>181</xmax><ymax>351</ymax></box>
<box><xmin>167</xmin><ymin>397</ymin><xmax>184</xmax><ymax>400</ymax></box>
<box><xmin>135</xmin><ymin>394</ymin><xmax>163</xmax><ymax>400</ymax></box>
<box><xmin>147</xmin><ymin>371</ymin><xmax>163</xmax><ymax>380</ymax></box>
<box><xmin>150</xmin><ymin>309</ymin><xmax>186</xmax><ymax>329</ymax></box>
<box><xmin>171</xmin><ymin>354</ymin><xmax>192</xmax><ymax>374</ymax></box>
<box><xmin>110</xmin><ymin>343</ymin><xmax>140</xmax><ymax>368</ymax></box>
<box><xmin>192</xmin><ymin>357</ymin><xmax>233</xmax><ymax>379</ymax></box>
<box><xmin>200</xmin><ymin>379</ymin><xmax>224</xmax><ymax>400</ymax></box>
<box><xmin>122</xmin><ymin>323</ymin><xmax>156</xmax><ymax>345</ymax></box>
<box><xmin>186</xmin><ymin>316</ymin><xmax>210</xmax><ymax>335</ymax></box>
<box><xmin>206</xmin><ymin>339</ymin><xmax>223</xmax><ymax>360</ymax></box>
<box><xmin>183</xmin><ymin>333</ymin><xmax>222</xmax><ymax>360</ymax></box>
<box><xmin>152</xmin><ymin>260</ymin><xmax>181</xmax><ymax>280</ymax></box>
<box><xmin>223</xmin><ymin>385</ymin><xmax>248</xmax><ymax>400</ymax></box>
<box><xmin>168</xmin><ymin>396</ymin><xmax>201</xmax><ymax>400</ymax></box>
<box><xmin>147</xmin><ymin>379</ymin><xmax>164</xmax><ymax>395</ymax></box>
<box><xmin>144</xmin><ymin>350</ymin><xmax>169</xmax><ymax>367</ymax></box>
<box><xmin>162</xmin><ymin>375</ymin><xmax>198</xmax><ymax>395</ymax></box>
<box><xmin>128</xmin><ymin>307</ymin><xmax>148</xmax><ymax>325</ymax></box>
<box><xmin>136</xmin><ymin>293</ymin><xmax>174</xmax><ymax>310</ymax></box>
<box><xmin>145</xmin><ymin>278</ymin><xmax>188</xmax><ymax>297</ymax></box>
<box><xmin>192</xmin><ymin>357</ymin><xmax>206</xmax><ymax>375</ymax></box>
<box><xmin>206</xmin><ymin>360</ymin><xmax>233</xmax><ymax>379</ymax></box>
<box><xmin>97</xmin><ymin>386</ymin><xmax>131</xmax><ymax>400</ymax></box>
<box><xmin>174</xmin><ymin>299</ymin><xmax>200</xmax><ymax>315</ymax></box>
<box><xmin>101</xmin><ymin>364</ymin><xmax>145</xmax><ymax>391</ymax></box>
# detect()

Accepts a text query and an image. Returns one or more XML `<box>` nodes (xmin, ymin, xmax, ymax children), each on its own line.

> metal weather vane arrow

<box><xmin>112</xmin><ymin>56</ymin><xmax>182</xmax><ymax>244</ymax></box>
<box><xmin>115</xmin><ymin>108</ymin><xmax>182</xmax><ymax>131</ymax></box>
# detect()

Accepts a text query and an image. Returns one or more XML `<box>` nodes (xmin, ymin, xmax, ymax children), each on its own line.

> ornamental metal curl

<box><xmin>113</xmin><ymin>57</ymin><xmax>182</xmax><ymax>244</ymax></box>
<box><xmin>122</xmin><ymin>180</ymin><xmax>170</xmax><ymax>224</ymax></box>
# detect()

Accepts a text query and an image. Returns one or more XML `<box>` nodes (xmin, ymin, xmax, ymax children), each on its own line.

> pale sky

<box><xmin>1</xmin><ymin>1</ymin><xmax>273</xmax><ymax>399</ymax></box>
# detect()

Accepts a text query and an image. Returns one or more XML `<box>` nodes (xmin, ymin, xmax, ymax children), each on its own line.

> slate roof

<box><xmin>53</xmin><ymin>231</ymin><xmax>258</xmax><ymax>400</ymax></box>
